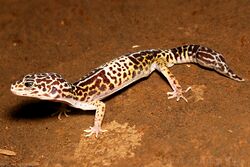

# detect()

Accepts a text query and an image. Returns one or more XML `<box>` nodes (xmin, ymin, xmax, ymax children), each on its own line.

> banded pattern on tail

<box><xmin>169</xmin><ymin>45</ymin><xmax>244</xmax><ymax>81</ymax></box>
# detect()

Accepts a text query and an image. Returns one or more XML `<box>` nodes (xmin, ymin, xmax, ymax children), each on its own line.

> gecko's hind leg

<box><xmin>155</xmin><ymin>60</ymin><xmax>191</xmax><ymax>102</ymax></box>
<box><xmin>167</xmin><ymin>86</ymin><xmax>191</xmax><ymax>102</ymax></box>
<box><xmin>83</xmin><ymin>100</ymin><xmax>107</xmax><ymax>137</ymax></box>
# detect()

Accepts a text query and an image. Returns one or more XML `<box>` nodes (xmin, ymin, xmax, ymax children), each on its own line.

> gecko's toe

<box><xmin>51</xmin><ymin>110</ymin><xmax>71</xmax><ymax>120</ymax></box>
<box><xmin>84</xmin><ymin>126</ymin><xmax>107</xmax><ymax>137</ymax></box>
<box><xmin>167</xmin><ymin>86</ymin><xmax>191</xmax><ymax>103</ymax></box>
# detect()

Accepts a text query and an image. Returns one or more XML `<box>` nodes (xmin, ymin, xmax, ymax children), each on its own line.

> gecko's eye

<box><xmin>24</xmin><ymin>82</ymin><xmax>33</xmax><ymax>87</ymax></box>
<box><xmin>64</xmin><ymin>83</ymin><xmax>71</xmax><ymax>88</ymax></box>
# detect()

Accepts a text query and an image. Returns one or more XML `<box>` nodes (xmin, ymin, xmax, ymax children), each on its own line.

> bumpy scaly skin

<box><xmin>11</xmin><ymin>45</ymin><xmax>244</xmax><ymax>137</ymax></box>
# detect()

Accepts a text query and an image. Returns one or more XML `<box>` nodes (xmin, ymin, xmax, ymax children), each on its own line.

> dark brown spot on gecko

<box><xmin>218</xmin><ymin>55</ymin><xmax>226</xmax><ymax>62</ymax></box>
<box><xmin>134</xmin><ymin>65</ymin><xmax>138</xmax><ymax>70</ymax></box>
<box><xmin>140</xmin><ymin>51</ymin><xmax>146</xmax><ymax>56</ymax></box>
<box><xmin>124</xmin><ymin>63</ymin><xmax>129</xmax><ymax>69</ymax></box>
<box><xmin>132</xmin><ymin>71</ymin><xmax>136</xmax><ymax>78</ymax></box>
<box><xmin>107</xmin><ymin>72</ymin><xmax>117</xmax><ymax>83</ymax></box>
<box><xmin>76</xmin><ymin>70</ymin><xmax>104</xmax><ymax>87</ymax></box>
<box><xmin>166</xmin><ymin>54</ymin><xmax>169</xmax><ymax>62</ymax></box>
<box><xmin>50</xmin><ymin>75</ymin><xmax>56</xmax><ymax>80</ymax></box>
<box><xmin>109</xmin><ymin>84</ymin><xmax>114</xmax><ymax>90</ymax></box>
<box><xmin>52</xmin><ymin>81</ymin><xmax>60</xmax><ymax>85</ymax></box>
<box><xmin>73</xmin><ymin>96</ymin><xmax>78</xmax><ymax>100</ymax></box>
<box><xmin>169</xmin><ymin>74</ymin><xmax>175</xmax><ymax>79</ymax></box>
<box><xmin>123</xmin><ymin>73</ymin><xmax>127</xmax><ymax>78</ymax></box>
<box><xmin>132</xmin><ymin>53</ymin><xmax>141</xmax><ymax>58</ymax></box>
<box><xmin>169</xmin><ymin>54</ymin><xmax>174</xmax><ymax>60</ymax></box>
<box><xmin>57</xmin><ymin>78</ymin><xmax>65</xmax><ymax>83</ymax></box>
<box><xmin>80</xmin><ymin>93</ymin><xmax>87</xmax><ymax>101</ymax></box>
<box><xmin>95</xmin><ymin>79</ymin><xmax>102</xmax><ymax>87</ymax></box>
<box><xmin>99</xmin><ymin>84</ymin><xmax>106</xmax><ymax>91</ymax></box>
<box><xmin>128</xmin><ymin>56</ymin><xmax>140</xmax><ymax>65</ymax></box>
<box><xmin>147</xmin><ymin>55</ymin><xmax>153</xmax><ymax>60</ymax></box>
<box><xmin>36</xmin><ymin>78</ymin><xmax>45</xmax><ymax>83</ymax></box>
<box><xmin>41</xmin><ymin>83</ymin><xmax>46</xmax><ymax>88</ymax></box>
<box><xmin>171</xmin><ymin>48</ymin><xmax>178</xmax><ymax>55</ymax></box>
<box><xmin>197</xmin><ymin>52</ymin><xmax>214</xmax><ymax>62</ymax></box>
<box><xmin>117</xmin><ymin>78</ymin><xmax>122</xmax><ymax>86</ymax></box>
<box><xmin>193</xmin><ymin>45</ymin><xmax>200</xmax><ymax>53</ymax></box>
<box><xmin>77</xmin><ymin>90</ymin><xmax>83</xmax><ymax>96</ymax></box>
<box><xmin>138</xmin><ymin>57</ymin><xmax>144</xmax><ymax>61</ymax></box>
<box><xmin>138</xmin><ymin>65</ymin><xmax>143</xmax><ymax>70</ymax></box>
<box><xmin>98</xmin><ymin>70</ymin><xmax>110</xmax><ymax>84</ymax></box>
<box><xmin>115</xmin><ymin>62</ymin><xmax>121</xmax><ymax>67</ymax></box>
<box><xmin>79</xmin><ymin>86</ymin><xmax>89</xmax><ymax>92</ymax></box>
<box><xmin>89</xmin><ymin>90</ymin><xmax>97</xmax><ymax>96</ymax></box>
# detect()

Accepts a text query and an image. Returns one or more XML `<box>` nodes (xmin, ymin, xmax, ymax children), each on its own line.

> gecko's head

<box><xmin>11</xmin><ymin>73</ymin><xmax>73</xmax><ymax>100</ymax></box>
<box><xmin>196</xmin><ymin>46</ymin><xmax>244</xmax><ymax>82</ymax></box>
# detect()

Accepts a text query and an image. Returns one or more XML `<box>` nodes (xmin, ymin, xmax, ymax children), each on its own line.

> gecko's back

<box><xmin>73</xmin><ymin>49</ymin><xmax>162</xmax><ymax>101</ymax></box>
<box><xmin>73</xmin><ymin>44</ymin><xmax>243</xmax><ymax>102</ymax></box>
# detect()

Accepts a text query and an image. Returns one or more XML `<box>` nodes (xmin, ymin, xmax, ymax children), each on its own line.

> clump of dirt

<box><xmin>190</xmin><ymin>84</ymin><xmax>207</xmax><ymax>102</ymax></box>
<box><xmin>73</xmin><ymin>121</ymin><xmax>143</xmax><ymax>166</ymax></box>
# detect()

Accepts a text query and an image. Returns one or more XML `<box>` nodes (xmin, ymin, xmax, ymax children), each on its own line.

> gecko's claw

<box><xmin>84</xmin><ymin>126</ymin><xmax>107</xmax><ymax>138</ymax></box>
<box><xmin>58</xmin><ymin>110</ymin><xmax>70</xmax><ymax>120</ymax></box>
<box><xmin>51</xmin><ymin>110</ymin><xmax>71</xmax><ymax>120</ymax></box>
<box><xmin>167</xmin><ymin>86</ymin><xmax>191</xmax><ymax>102</ymax></box>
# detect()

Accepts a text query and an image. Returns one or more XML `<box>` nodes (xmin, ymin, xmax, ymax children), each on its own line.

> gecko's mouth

<box><xmin>10</xmin><ymin>86</ymin><xmax>28</xmax><ymax>96</ymax></box>
<box><xmin>11</xmin><ymin>90</ymin><xmax>27</xmax><ymax>96</ymax></box>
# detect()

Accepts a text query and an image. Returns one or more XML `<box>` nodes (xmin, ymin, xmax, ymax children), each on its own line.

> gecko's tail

<box><xmin>194</xmin><ymin>45</ymin><xmax>244</xmax><ymax>82</ymax></box>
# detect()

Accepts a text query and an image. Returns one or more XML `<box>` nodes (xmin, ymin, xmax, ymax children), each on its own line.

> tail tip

<box><xmin>232</xmin><ymin>75</ymin><xmax>245</xmax><ymax>82</ymax></box>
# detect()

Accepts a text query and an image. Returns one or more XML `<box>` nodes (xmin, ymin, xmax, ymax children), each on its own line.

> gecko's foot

<box><xmin>167</xmin><ymin>86</ymin><xmax>191</xmax><ymax>102</ymax></box>
<box><xmin>84</xmin><ymin>126</ymin><xmax>107</xmax><ymax>138</ymax></box>
<box><xmin>51</xmin><ymin>110</ymin><xmax>71</xmax><ymax>120</ymax></box>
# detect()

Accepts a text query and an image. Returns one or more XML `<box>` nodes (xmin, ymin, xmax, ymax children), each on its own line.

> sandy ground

<box><xmin>0</xmin><ymin>0</ymin><xmax>249</xmax><ymax>166</ymax></box>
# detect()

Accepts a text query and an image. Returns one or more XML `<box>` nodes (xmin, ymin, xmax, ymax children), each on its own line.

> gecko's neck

<box><xmin>57</xmin><ymin>84</ymin><xmax>79</xmax><ymax>101</ymax></box>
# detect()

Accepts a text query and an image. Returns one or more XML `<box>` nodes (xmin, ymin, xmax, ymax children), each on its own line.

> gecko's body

<box><xmin>11</xmin><ymin>45</ymin><xmax>244</xmax><ymax>137</ymax></box>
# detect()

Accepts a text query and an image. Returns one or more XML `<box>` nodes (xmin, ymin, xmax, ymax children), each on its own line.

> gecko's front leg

<box><xmin>83</xmin><ymin>100</ymin><xmax>107</xmax><ymax>137</ymax></box>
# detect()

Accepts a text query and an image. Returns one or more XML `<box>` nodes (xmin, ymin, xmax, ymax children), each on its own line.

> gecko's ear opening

<box><xmin>51</xmin><ymin>87</ymin><xmax>58</xmax><ymax>94</ymax></box>
<box><xmin>50</xmin><ymin>86</ymin><xmax>60</xmax><ymax>98</ymax></box>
